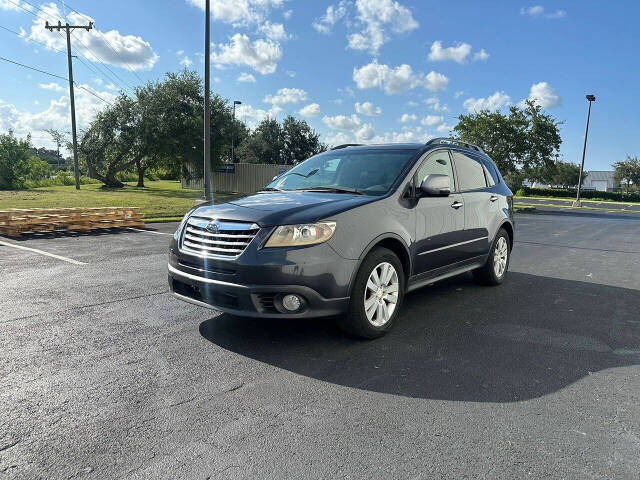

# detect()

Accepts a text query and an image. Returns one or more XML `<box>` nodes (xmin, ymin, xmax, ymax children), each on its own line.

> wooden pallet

<box><xmin>0</xmin><ymin>207</ymin><xmax>145</xmax><ymax>237</ymax></box>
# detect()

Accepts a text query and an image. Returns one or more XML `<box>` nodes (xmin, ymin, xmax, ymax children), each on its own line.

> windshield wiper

<box><xmin>295</xmin><ymin>186</ymin><xmax>363</xmax><ymax>195</ymax></box>
<box><xmin>261</xmin><ymin>187</ymin><xmax>282</xmax><ymax>192</ymax></box>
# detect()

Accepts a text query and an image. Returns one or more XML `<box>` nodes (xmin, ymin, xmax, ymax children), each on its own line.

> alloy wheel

<box><xmin>493</xmin><ymin>236</ymin><xmax>508</xmax><ymax>278</ymax></box>
<box><xmin>364</xmin><ymin>262</ymin><xmax>399</xmax><ymax>327</ymax></box>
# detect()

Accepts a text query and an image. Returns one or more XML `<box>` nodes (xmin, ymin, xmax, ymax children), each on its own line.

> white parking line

<box><xmin>127</xmin><ymin>228</ymin><xmax>172</xmax><ymax>236</ymax></box>
<box><xmin>0</xmin><ymin>240</ymin><xmax>87</xmax><ymax>265</ymax></box>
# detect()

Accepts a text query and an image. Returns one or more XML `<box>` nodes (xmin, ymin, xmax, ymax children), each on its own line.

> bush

<box><xmin>516</xmin><ymin>186</ymin><xmax>640</xmax><ymax>203</ymax></box>
<box><xmin>25</xmin><ymin>156</ymin><xmax>52</xmax><ymax>182</ymax></box>
<box><xmin>22</xmin><ymin>172</ymin><xmax>101</xmax><ymax>188</ymax></box>
<box><xmin>0</xmin><ymin>133</ymin><xmax>31</xmax><ymax>189</ymax></box>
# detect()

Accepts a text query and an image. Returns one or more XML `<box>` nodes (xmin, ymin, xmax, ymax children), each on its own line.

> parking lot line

<box><xmin>127</xmin><ymin>228</ymin><xmax>171</xmax><ymax>236</ymax></box>
<box><xmin>0</xmin><ymin>239</ymin><xmax>87</xmax><ymax>265</ymax></box>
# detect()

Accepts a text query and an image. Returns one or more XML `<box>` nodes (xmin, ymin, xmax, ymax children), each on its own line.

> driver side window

<box><xmin>415</xmin><ymin>150</ymin><xmax>455</xmax><ymax>191</ymax></box>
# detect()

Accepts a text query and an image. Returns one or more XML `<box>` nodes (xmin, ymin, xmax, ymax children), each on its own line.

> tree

<box><xmin>45</xmin><ymin>129</ymin><xmax>67</xmax><ymax>169</ymax></box>
<box><xmin>281</xmin><ymin>115</ymin><xmax>326</xmax><ymax>165</ymax></box>
<box><xmin>453</xmin><ymin>100</ymin><xmax>562</xmax><ymax>176</ymax></box>
<box><xmin>0</xmin><ymin>132</ymin><xmax>31</xmax><ymax>190</ymax></box>
<box><xmin>613</xmin><ymin>156</ymin><xmax>640</xmax><ymax>192</ymax></box>
<box><xmin>25</xmin><ymin>156</ymin><xmax>52</xmax><ymax>182</ymax></box>
<box><xmin>551</xmin><ymin>161</ymin><xmax>583</xmax><ymax>187</ymax></box>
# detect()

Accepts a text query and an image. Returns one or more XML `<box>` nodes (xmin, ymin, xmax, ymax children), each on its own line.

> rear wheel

<box><xmin>473</xmin><ymin>228</ymin><xmax>510</xmax><ymax>286</ymax></box>
<box><xmin>338</xmin><ymin>247</ymin><xmax>405</xmax><ymax>339</ymax></box>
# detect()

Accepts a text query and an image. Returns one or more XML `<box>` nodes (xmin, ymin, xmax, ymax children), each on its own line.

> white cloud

<box><xmin>347</xmin><ymin>0</ymin><xmax>419</xmax><ymax>54</ymax></box>
<box><xmin>463</xmin><ymin>91</ymin><xmax>511</xmax><ymax>112</ymax></box>
<box><xmin>355</xmin><ymin>101</ymin><xmax>381</xmax><ymax>116</ymax></box>
<box><xmin>212</xmin><ymin>33</ymin><xmax>282</xmax><ymax>74</ymax></box>
<box><xmin>436</xmin><ymin>123</ymin><xmax>454</xmax><ymax>134</ymax></box>
<box><xmin>325</xmin><ymin>131</ymin><xmax>352</xmax><ymax>146</ymax></box>
<box><xmin>299</xmin><ymin>103</ymin><xmax>321</xmax><ymax>117</ymax></box>
<box><xmin>180</xmin><ymin>56</ymin><xmax>193</xmax><ymax>67</ymax></box>
<box><xmin>264</xmin><ymin>87</ymin><xmax>307</xmax><ymax>105</ymax></box>
<box><xmin>323</xmin><ymin>114</ymin><xmax>362</xmax><ymax>131</ymax></box>
<box><xmin>425</xmin><ymin>96</ymin><xmax>450</xmax><ymax>112</ymax></box>
<box><xmin>39</xmin><ymin>82</ymin><xmax>64</xmax><ymax>92</ymax></box>
<box><xmin>237</xmin><ymin>72</ymin><xmax>256</xmax><ymax>83</ymax></box>
<box><xmin>454</xmin><ymin>90</ymin><xmax>464</xmax><ymax>99</ymax></box>
<box><xmin>285</xmin><ymin>70</ymin><xmax>296</xmax><ymax>78</ymax></box>
<box><xmin>406</xmin><ymin>100</ymin><xmax>419</xmax><ymax>107</ymax></box>
<box><xmin>25</xmin><ymin>4</ymin><xmax>158</xmax><ymax>71</ymax></box>
<box><xmin>283</xmin><ymin>9</ymin><xmax>292</xmax><ymax>20</ymax></box>
<box><xmin>355</xmin><ymin>123</ymin><xmax>375</xmax><ymax>141</ymax></box>
<box><xmin>399</xmin><ymin>113</ymin><xmax>417</xmax><ymax>123</ymax></box>
<box><xmin>259</xmin><ymin>21</ymin><xmax>290</xmax><ymax>41</ymax></box>
<box><xmin>524</xmin><ymin>81</ymin><xmax>561</xmax><ymax>108</ymax></box>
<box><xmin>177</xmin><ymin>50</ymin><xmax>185</xmax><ymax>56</ymax></box>
<box><xmin>0</xmin><ymin>0</ymin><xmax>32</xmax><ymax>11</ymax></box>
<box><xmin>520</xmin><ymin>5</ymin><xmax>566</xmax><ymax>19</ymax></box>
<box><xmin>353</xmin><ymin>61</ymin><xmax>449</xmax><ymax>95</ymax></box>
<box><xmin>0</xmin><ymin>85</ymin><xmax>117</xmax><ymax>151</ymax></box>
<box><xmin>370</xmin><ymin>126</ymin><xmax>433</xmax><ymax>144</ymax></box>
<box><xmin>428</xmin><ymin>41</ymin><xmax>472</xmax><ymax>63</ymax></box>
<box><xmin>187</xmin><ymin>0</ymin><xmax>284</xmax><ymax>26</ymax></box>
<box><xmin>312</xmin><ymin>1</ymin><xmax>349</xmax><ymax>34</ymax></box>
<box><xmin>421</xmin><ymin>115</ymin><xmax>444</xmax><ymax>126</ymax></box>
<box><xmin>235</xmin><ymin>103</ymin><xmax>282</xmax><ymax>126</ymax></box>
<box><xmin>473</xmin><ymin>49</ymin><xmax>490</xmax><ymax>61</ymax></box>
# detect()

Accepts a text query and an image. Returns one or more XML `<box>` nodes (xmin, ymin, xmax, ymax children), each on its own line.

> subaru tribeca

<box><xmin>168</xmin><ymin>138</ymin><xmax>514</xmax><ymax>338</ymax></box>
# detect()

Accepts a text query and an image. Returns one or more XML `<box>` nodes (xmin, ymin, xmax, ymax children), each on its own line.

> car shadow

<box><xmin>199</xmin><ymin>272</ymin><xmax>640</xmax><ymax>402</ymax></box>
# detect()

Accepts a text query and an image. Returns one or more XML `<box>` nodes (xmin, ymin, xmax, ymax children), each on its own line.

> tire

<box><xmin>473</xmin><ymin>228</ymin><xmax>510</xmax><ymax>286</ymax></box>
<box><xmin>338</xmin><ymin>247</ymin><xmax>405</xmax><ymax>339</ymax></box>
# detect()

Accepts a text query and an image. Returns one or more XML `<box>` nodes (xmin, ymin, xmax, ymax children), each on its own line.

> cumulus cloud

<box><xmin>463</xmin><ymin>91</ymin><xmax>511</xmax><ymax>112</ymax></box>
<box><xmin>520</xmin><ymin>5</ymin><xmax>566</xmax><ymax>19</ymax></box>
<box><xmin>212</xmin><ymin>33</ymin><xmax>282</xmax><ymax>74</ymax></box>
<box><xmin>355</xmin><ymin>101</ymin><xmax>381</xmax><ymax>116</ymax></box>
<box><xmin>235</xmin><ymin>103</ymin><xmax>282</xmax><ymax>126</ymax></box>
<box><xmin>524</xmin><ymin>81</ymin><xmax>561</xmax><ymax>108</ymax></box>
<box><xmin>180</xmin><ymin>56</ymin><xmax>193</xmax><ymax>67</ymax></box>
<box><xmin>24</xmin><ymin>4</ymin><xmax>158</xmax><ymax>71</ymax></box>
<box><xmin>425</xmin><ymin>96</ymin><xmax>450</xmax><ymax>112</ymax></box>
<box><xmin>427</xmin><ymin>41</ymin><xmax>490</xmax><ymax>64</ymax></box>
<box><xmin>237</xmin><ymin>72</ymin><xmax>256</xmax><ymax>83</ymax></box>
<box><xmin>0</xmin><ymin>0</ymin><xmax>33</xmax><ymax>11</ymax></box>
<box><xmin>187</xmin><ymin>0</ymin><xmax>284</xmax><ymax>26</ymax></box>
<box><xmin>353</xmin><ymin>61</ymin><xmax>449</xmax><ymax>95</ymax></box>
<box><xmin>0</xmin><ymin>85</ymin><xmax>117</xmax><ymax>151</ymax></box>
<box><xmin>347</xmin><ymin>0</ymin><xmax>419</xmax><ymax>54</ymax></box>
<box><xmin>399</xmin><ymin>113</ymin><xmax>417</xmax><ymax>123</ymax></box>
<box><xmin>259</xmin><ymin>21</ymin><xmax>290</xmax><ymax>41</ymax></box>
<box><xmin>312</xmin><ymin>1</ymin><xmax>349</xmax><ymax>34</ymax></box>
<box><xmin>264</xmin><ymin>88</ymin><xmax>307</xmax><ymax>105</ymax></box>
<box><xmin>39</xmin><ymin>82</ymin><xmax>64</xmax><ymax>92</ymax></box>
<box><xmin>299</xmin><ymin>103</ymin><xmax>321</xmax><ymax>117</ymax></box>
<box><xmin>421</xmin><ymin>115</ymin><xmax>444</xmax><ymax>126</ymax></box>
<box><xmin>355</xmin><ymin>123</ymin><xmax>375</xmax><ymax>141</ymax></box>
<box><xmin>323</xmin><ymin>114</ymin><xmax>362</xmax><ymax>131</ymax></box>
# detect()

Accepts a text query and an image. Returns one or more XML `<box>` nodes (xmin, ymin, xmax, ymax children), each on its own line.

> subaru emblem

<box><xmin>206</xmin><ymin>221</ymin><xmax>219</xmax><ymax>234</ymax></box>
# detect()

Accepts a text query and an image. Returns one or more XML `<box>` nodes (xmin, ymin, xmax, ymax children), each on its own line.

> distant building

<box><xmin>583</xmin><ymin>171</ymin><xmax>618</xmax><ymax>192</ymax></box>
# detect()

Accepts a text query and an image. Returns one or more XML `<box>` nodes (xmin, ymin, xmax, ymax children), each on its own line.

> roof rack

<box><xmin>426</xmin><ymin>137</ymin><xmax>485</xmax><ymax>154</ymax></box>
<box><xmin>331</xmin><ymin>143</ymin><xmax>364</xmax><ymax>150</ymax></box>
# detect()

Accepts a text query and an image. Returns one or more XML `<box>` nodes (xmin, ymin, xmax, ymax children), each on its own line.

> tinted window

<box><xmin>453</xmin><ymin>152</ymin><xmax>487</xmax><ymax>191</ymax></box>
<box><xmin>481</xmin><ymin>159</ymin><xmax>500</xmax><ymax>186</ymax></box>
<box><xmin>415</xmin><ymin>150</ymin><xmax>454</xmax><ymax>191</ymax></box>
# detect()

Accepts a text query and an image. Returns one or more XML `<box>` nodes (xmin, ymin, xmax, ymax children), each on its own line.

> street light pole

<box><xmin>203</xmin><ymin>0</ymin><xmax>213</xmax><ymax>202</ymax></box>
<box><xmin>574</xmin><ymin>94</ymin><xmax>596</xmax><ymax>207</ymax></box>
<box><xmin>232</xmin><ymin>100</ymin><xmax>241</xmax><ymax>164</ymax></box>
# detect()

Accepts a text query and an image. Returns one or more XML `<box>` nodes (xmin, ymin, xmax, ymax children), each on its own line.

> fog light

<box><xmin>282</xmin><ymin>294</ymin><xmax>302</xmax><ymax>312</ymax></box>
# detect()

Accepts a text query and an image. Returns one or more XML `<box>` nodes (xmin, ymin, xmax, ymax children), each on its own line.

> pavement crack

<box><xmin>0</xmin><ymin>439</ymin><xmax>20</xmax><ymax>452</ymax></box>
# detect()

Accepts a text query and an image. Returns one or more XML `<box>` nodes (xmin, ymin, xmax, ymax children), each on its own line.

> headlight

<box><xmin>264</xmin><ymin>221</ymin><xmax>336</xmax><ymax>248</ymax></box>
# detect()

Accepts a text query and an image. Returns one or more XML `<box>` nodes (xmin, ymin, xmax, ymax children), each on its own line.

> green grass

<box><xmin>515</xmin><ymin>195</ymin><xmax>640</xmax><ymax>206</ymax></box>
<box><xmin>0</xmin><ymin>181</ymin><xmax>233</xmax><ymax>222</ymax></box>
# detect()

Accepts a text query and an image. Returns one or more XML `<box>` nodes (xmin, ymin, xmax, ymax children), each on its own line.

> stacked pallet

<box><xmin>0</xmin><ymin>207</ymin><xmax>145</xmax><ymax>237</ymax></box>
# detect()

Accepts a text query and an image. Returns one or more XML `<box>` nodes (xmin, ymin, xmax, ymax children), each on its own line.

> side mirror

<box><xmin>419</xmin><ymin>174</ymin><xmax>451</xmax><ymax>197</ymax></box>
<box><xmin>272</xmin><ymin>175</ymin><xmax>279</xmax><ymax>181</ymax></box>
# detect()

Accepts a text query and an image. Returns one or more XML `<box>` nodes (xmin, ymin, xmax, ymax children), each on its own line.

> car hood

<box><xmin>191</xmin><ymin>191</ymin><xmax>378</xmax><ymax>227</ymax></box>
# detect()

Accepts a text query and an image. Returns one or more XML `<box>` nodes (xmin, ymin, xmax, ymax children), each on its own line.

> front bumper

<box><xmin>167</xmin><ymin>239</ymin><xmax>356</xmax><ymax>318</ymax></box>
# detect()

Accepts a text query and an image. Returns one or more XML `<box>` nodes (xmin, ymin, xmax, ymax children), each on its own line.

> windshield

<box><xmin>265</xmin><ymin>149</ymin><xmax>416</xmax><ymax>196</ymax></box>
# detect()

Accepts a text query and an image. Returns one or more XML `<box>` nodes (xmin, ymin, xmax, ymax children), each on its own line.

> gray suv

<box><xmin>168</xmin><ymin>138</ymin><xmax>514</xmax><ymax>338</ymax></box>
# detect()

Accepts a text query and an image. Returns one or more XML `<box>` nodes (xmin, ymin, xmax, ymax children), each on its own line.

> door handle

<box><xmin>451</xmin><ymin>201</ymin><xmax>463</xmax><ymax>209</ymax></box>
<box><xmin>489</xmin><ymin>195</ymin><xmax>498</xmax><ymax>202</ymax></box>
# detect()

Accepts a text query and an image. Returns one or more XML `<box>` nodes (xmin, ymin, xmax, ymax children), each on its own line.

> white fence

<box><xmin>182</xmin><ymin>163</ymin><xmax>292</xmax><ymax>193</ymax></box>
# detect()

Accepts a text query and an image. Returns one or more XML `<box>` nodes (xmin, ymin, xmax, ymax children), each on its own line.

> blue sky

<box><xmin>1</xmin><ymin>0</ymin><xmax>639</xmax><ymax>171</ymax></box>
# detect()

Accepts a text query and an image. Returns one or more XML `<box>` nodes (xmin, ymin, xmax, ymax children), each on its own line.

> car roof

<box><xmin>332</xmin><ymin>142</ymin><xmax>491</xmax><ymax>159</ymax></box>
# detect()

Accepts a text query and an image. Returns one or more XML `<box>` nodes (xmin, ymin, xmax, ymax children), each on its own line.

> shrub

<box><xmin>516</xmin><ymin>186</ymin><xmax>640</xmax><ymax>202</ymax></box>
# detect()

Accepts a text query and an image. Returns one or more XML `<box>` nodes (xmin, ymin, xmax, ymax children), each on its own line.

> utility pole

<box><xmin>45</xmin><ymin>20</ymin><xmax>93</xmax><ymax>190</ymax></box>
<box><xmin>232</xmin><ymin>100</ymin><xmax>241</xmax><ymax>164</ymax></box>
<box><xmin>574</xmin><ymin>94</ymin><xmax>596</xmax><ymax>207</ymax></box>
<box><xmin>203</xmin><ymin>0</ymin><xmax>213</xmax><ymax>201</ymax></box>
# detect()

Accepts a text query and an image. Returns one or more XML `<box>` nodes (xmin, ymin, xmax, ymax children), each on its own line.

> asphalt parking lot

<box><xmin>2</xmin><ymin>211</ymin><xmax>640</xmax><ymax>479</ymax></box>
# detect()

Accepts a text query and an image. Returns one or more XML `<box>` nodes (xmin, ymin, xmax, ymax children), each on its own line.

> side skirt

<box><xmin>406</xmin><ymin>255</ymin><xmax>487</xmax><ymax>293</ymax></box>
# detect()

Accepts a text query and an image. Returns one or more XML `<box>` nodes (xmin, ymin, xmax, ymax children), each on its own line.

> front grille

<box><xmin>180</xmin><ymin>217</ymin><xmax>259</xmax><ymax>259</ymax></box>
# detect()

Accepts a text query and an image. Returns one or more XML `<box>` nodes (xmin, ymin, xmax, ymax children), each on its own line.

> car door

<box><xmin>413</xmin><ymin>149</ymin><xmax>466</xmax><ymax>274</ymax></box>
<box><xmin>451</xmin><ymin>150</ymin><xmax>492</xmax><ymax>260</ymax></box>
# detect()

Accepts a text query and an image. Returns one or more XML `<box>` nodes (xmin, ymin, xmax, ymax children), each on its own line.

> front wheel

<box><xmin>473</xmin><ymin>228</ymin><xmax>511</xmax><ymax>286</ymax></box>
<box><xmin>338</xmin><ymin>247</ymin><xmax>405</xmax><ymax>339</ymax></box>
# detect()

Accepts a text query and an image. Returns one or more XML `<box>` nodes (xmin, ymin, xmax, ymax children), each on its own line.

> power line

<box><xmin>0</xmin><ymin>55</ymin><xmax>68</xmax><ymax>81</ymax></box>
